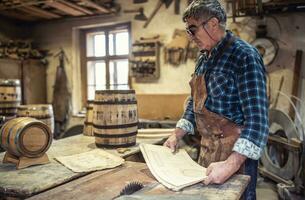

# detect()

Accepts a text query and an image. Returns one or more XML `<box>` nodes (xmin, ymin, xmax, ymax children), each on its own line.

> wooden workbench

<box><xmin>28</xmin><ymin>162</ymin><xmax>250</xmax><ymax>200</ymax></box>
<box><xmin>0</xmin><ymin>134</ymin><xmax>166</xmax><ymax>199</ymax></box>
<box><xmin>0</xmin><ymin>134</ymin><xmax>250</xmax><ymax>200</ymax></box>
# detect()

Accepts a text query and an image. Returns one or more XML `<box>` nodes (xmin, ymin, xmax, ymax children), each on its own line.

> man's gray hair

<box><xmin>183</xmin><ymin>0</ymin><xmax>227</xmax><ymax>30</ymax></box>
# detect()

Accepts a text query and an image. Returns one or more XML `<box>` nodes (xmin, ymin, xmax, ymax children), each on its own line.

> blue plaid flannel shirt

<box><xmin>177</xmin><ymin>31</ymin><xmax>269</xmax><ymax>160</ymax></box>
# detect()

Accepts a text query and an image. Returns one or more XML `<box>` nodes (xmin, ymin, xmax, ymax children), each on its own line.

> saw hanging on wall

<box><xmin>123</xmin><ymin>7</ymin><xmax>147</xmax><ymax>21</ymax></box>
<box><xmin>143</xmin><ymin>0</ymin><xmax>174</xmax><ymax>28</ymax></box>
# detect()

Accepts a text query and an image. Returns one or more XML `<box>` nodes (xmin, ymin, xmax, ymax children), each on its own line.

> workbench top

<box><xmin>28</xmin><ymin>161</ymin><xmax>250</xmax><ymax>200</ymax></box>
<box><xmin>0</xmin><ymin>134</ymin><xmax>165</xmax><ymax>199</ymax></box>
<box><xmin>0</xmin><ymin>134</ymin><xmax>250</xmax><ymax>200</ymax></box>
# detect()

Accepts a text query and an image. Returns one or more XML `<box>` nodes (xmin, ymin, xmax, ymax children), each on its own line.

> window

<box><xmin>81</xmin><ymin>23</ymin><xmax>131</xmax><ymax>101</ymax></box>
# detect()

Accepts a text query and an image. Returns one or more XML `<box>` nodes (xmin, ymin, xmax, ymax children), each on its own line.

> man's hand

<box><xmin>203</xmin><ymin>152</ymin><xmax>247</xmax><ymax>185</ymax></box>
<box><xmin>163</xmin><ymin>128</ymin><xmax>187</xmax><ymax>153</ymax></box>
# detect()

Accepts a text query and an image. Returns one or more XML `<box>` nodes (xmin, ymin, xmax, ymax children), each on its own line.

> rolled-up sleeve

<box><xmin>176</xmin><ymin>96</ymin><xmax>196</xmax><ymax>135</ymax></box>
<box><xmin>233</xmin><ymin>53</ymin><xmax>269</xmax><ymax>160</ymax></box>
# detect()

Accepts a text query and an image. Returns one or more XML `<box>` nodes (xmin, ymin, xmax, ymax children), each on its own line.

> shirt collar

<box><xmin>209</xmin><ymin>30</ymin><xmax>234</xmax><ymax>58</ymax></box>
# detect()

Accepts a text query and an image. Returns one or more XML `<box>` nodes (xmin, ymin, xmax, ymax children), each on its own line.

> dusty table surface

<box><xmin>0</xmin><ymin>134</ymin><xmax>166</xmax><ymax>199</ymax></box>
<box><xmin>29</xmin><ymin>161</ymin><xmax>250</xmax><ymax>200</ymax></box>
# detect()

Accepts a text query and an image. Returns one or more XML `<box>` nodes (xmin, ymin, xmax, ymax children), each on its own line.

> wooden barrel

<box><xmin>0</xmin><ymin>115</ymin><xmax>16</xmax><ymax>152</ymax></box>
<box><xmin>83</xmin><ymin>101</ymin><xmax>94</xmax><ymax>136</ymax></box>
<box><xmin>93</xmin><ymin>90</ymin><xmax>138</xmax><ymax>148</ymax></box>
<box><xmin>17</xmin><ymin>104</ymin><xmax>54</xmax><ymax>134</ymax></box>
<box><xmin>0</xmin><ymin>117</ymin><xmax>52</xmax><ymax>158</ymax></box>
<box><xmin>0</xmin><ymin>79</ymin><xmax>21</xmax><ymax>117</ymax></box>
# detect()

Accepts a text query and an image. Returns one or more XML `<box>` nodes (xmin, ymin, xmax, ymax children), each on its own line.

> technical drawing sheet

<box><xmin>140</xmin><ymin>144</ymin><xmax>207</xmax><ymax>191</ymax></box>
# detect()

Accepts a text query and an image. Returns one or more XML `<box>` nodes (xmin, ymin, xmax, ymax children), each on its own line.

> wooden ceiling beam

<box><xmin>58</xmin><ymin>0</ymin><xmax>94</xmax><ymax>15</ymax></box>
<box><xmin>45</xmin><ymin>1</ymin><xmax>85</xmax><ymax>16</ymax></box>
<box><xmin>0</xmin><ymin>10</ymin><xmax>37</xmax><ymax>21</ymax></box>
<box><xmin>80</xmin><ymin>0</ymin><xmax>110</xmax><ymax>13</ymax></box>
<box><xmin>0</xmin><ymin>1</ymin><xmax>47</xmax><ymax>10</ymax></box>
<box><xmin>18</xmin><ymin>5</ymin><xmax>61</xmax><ymax>19</ymax></box>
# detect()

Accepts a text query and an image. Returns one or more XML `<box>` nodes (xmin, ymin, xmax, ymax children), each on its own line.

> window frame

<box><xmin>80</xmin><ymin>22</ymin><xmax>131</xmax><ymax>105</ymax></box>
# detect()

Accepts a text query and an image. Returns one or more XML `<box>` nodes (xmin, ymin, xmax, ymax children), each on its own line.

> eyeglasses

<box><xmin>185</xmin><ymin>17</ymin><xmax>214</xmax><ymax>36</ymax></box>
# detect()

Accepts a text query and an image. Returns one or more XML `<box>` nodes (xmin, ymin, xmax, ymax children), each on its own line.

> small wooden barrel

<box><xmin>0</xmin><ymin>79</ymin><xmax>21</xmax><ymax>117</ymax></box>
<box><xmin>93</xmin><ymin>90</ymin><xmax>138</xmax><ymax>148</ymax></box>
<box><xmin>83</xmin><ymin>101</ymin><xmax>94</xmax><ymax>136</ymax></box>
<box><xmin>17</xmin><ymin>104</ymin><xmax>54</xmax><ymax>134</ymax></box>
<box><xmin>0</xmin><ymin>117</ymin><xmax>52</xmax><ymax>158</ymax></box>
<box><xmin>0</xmin><ymin>116</ymin><xmax>15</xmax><ymax>153</ymax></box>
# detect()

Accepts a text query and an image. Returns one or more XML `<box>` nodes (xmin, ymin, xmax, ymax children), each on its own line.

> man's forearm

<box><xmin>174</xmin><ymin>128</ymin><xmax>187</xmax><ymax>140</ymax></box>
<box><xmin>226</xmin><ymin>151</ymin><xmax>247</xmax><ymax>170</ymax></box>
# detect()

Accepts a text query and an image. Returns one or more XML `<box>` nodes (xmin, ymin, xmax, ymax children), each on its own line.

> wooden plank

<box><xmin>0</xmin><ymin>1</ymin><xmax>47</xmax><ymax>10</ymax></box>
<box><xmin>0</xmin><ymin>161</ymin><xmax>84</xmax><ymax>198</ymax></box>
<box><xmin>289</xmin><ymin>50</ymin><xmax>303</xmax><ymax>119</ymax></box>
<box><xmin>58</xmin><ymin>0</ymin><xmax>94</xmax><ymax>15</ymax></box>
<box><xmin>0</xmin><ymin>135</ymin><xmax>166</xmax><ymax>198</ymax></box>
<box><xmin>137</xmin><ymin>94</ymin><xmax>189</xmax><ymax>120</ymax></box>
<box><xmin>28</xmin><ymin>161</ymin><xmax>250</xmax><ymax>200</ymax></box>
<box><xmin>128</xmin><ymin>174</ymin><xmax>250</xmax><ymax>200</ymax></box>
<box><xmin>137</xmin><ymin>128</ymin><xmax>173</xmax><ymax>138</ymax></box>
<box><xmin>0</xmin><ymin>10</ymin><xmax>37</xmax><ymax>21</ymax></box>
<box><xmin>22</xmin><ymin>59</ymin><xmax>47</xmax><ymax>104</ymax></box>
<box><xmin>18</xmin><ymin>5</ymin><xmax>61</xmax><ymax>19</ymax></box>
<box><xmin>80</xmin><ymin>0</ymin><xmax>110</xmax><ymax>13</ymax></box>
<box><xmin>28</xmin><ymin>162</ymin><xmax>156</xmax><ymax>200</ymax></box>
<box><xmin>45</xmin><ymin>1</ymin><xmax>85</xmax><ymax>16</ymax></box>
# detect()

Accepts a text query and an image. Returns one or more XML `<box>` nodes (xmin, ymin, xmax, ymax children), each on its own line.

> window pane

<box><xmin>86</xmin><ymin>33</ymin><xmax>94</xmax><ymax>57</ymax></box>
<box><xmin>95</xmin><ymin>62</ymin><xmax>106</xmax><ymax>90</ymax></box>
<box><xmin>109</xmin><ymin>61</ymin><xmax>115</xmax><ymax>85</ymax></box>
<box><xmin>88</xmin><ymin>86</ymin><xmax>95</xmax><ymax>100</ymax></box>
<box><xmin>109</xmin><ymin>59</ymin><xmax>129</xmax><ymax>89</ymax></box>
<box><xmin>87</xmin><ymin>61</ymin><xmax>95</xmax><ymax>85</ymax></box>
<box><xmin>94</xmin><ymin>34</ymin><xmax>105</xmax><ymax>57</ymax></box>
<box><xmin>115</xmin><ymin>32</ymin><xmax>129</xmax><ymax>55</ymax></box>
<box><xmin>116</xmin><ymin>60</ymin><xmax>129</xmax><ymax>84</ymax></box>
<box><xmin>109</xmin><ymin>34</ymin><xmax>114</xmax><ymax>56</ymax></box>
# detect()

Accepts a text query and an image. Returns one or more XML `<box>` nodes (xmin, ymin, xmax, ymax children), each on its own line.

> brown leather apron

<box><xmin>190</xmin><ymin>36</ymin><xmax>243</xmax><ymax>168</ymax></box>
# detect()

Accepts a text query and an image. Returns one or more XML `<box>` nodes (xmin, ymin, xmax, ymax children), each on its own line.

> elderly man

<box><xmin>163</xmin><ymin>0</ymin><xmax>269</xmax><ymax>199</ymax></box>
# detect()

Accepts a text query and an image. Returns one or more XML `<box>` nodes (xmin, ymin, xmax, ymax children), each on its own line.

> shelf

<box><xmin>132</xmin><ymin>51</ymin><xmax>155</xmax><ymax>57</ymax></box>
<box><xmin>130</xmin><ymin>39</ymin><xmax>161</xmax><ymax>82</ymax></box>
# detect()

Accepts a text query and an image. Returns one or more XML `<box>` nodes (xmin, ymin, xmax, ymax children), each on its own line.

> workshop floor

<box><xmin>257</xmin><ymin>177</ymin><xmax>278</xmax><ymax>200</ymax></box>
<box><xmin>256</xmin><ymin>176</ymin><xmax>305</xmax><ymax>200</ymax></box>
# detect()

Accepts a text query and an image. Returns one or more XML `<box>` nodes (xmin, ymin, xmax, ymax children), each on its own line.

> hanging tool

<box><xmin>143</xmin><ymin>0</ymin><xmax>174</xmax><ymax>28</ymax></box>
<box><xmin>174</xmin><ymin>0</ymin><xmax>180</xmax><ymax>15</ymax></box>
<box><xmin>52</xmin><ymin>48</ymin><xmax>71</xmax><ymax>139</ymax></box>
<box><xmin>139</xmin><ymin>35</ymin><xmax>160</xmax><ymax>40</ymax></box>
<box><xmin>123</xmin><ymin>7</ymin><xmax>148</xmax><ymax>21</ymax></box>
<box><xmin>133</xmin><ymin>0</ymin><xmax>148</xmax><ymax>3</ymax></box>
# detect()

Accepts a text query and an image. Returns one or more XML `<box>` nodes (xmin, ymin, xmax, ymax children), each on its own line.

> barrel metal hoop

<box><xmin>84</xmin><ymin>121</ymin><xmax>93</xmax><ymax>125</ymax></box>
<box><xmin>0</xmin><ymin>84</ymin><xmax>20</xmax><ymax>87</ymax></box>
<box><xmin>95</xmin><ymin>90</ymin><xmax>135</xmax><ymax>94</ymax></box>
<box><xmin>0</xmin><ymin>113</ymin><xmax>16</xmax><ymax>116</ymax></box>
<box><xmin>0</xmin><ymin>107</ymin><xmax>18</xmax><ymax>109</ymax></box>
<box><xmin>93</xmin><ymin>101</ymin><xmax>137</xmax><ymax>105</ymax></box>
<box><xmin>0</xmin><ymin>101</ymin><xmax>21</xmax><ymax>104</ymax></box>
<box><xmin>94</xmin><ymin>131</ymin><xmax>137</xmax><ymax>138</ymax></box>
<box><xmin>95</xmin><ymin>142</ymin><xmax>136</xmax><ymax>148</ymax></box>
<box><xmin>93</xmin><ymin>122</ymin><xmax>138</xmax><ymax>129</ymax></box>
<box><xmin>17</xmin><ymin>115</ymin><xmax>52</xmax><ymax>120</ymax></box>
